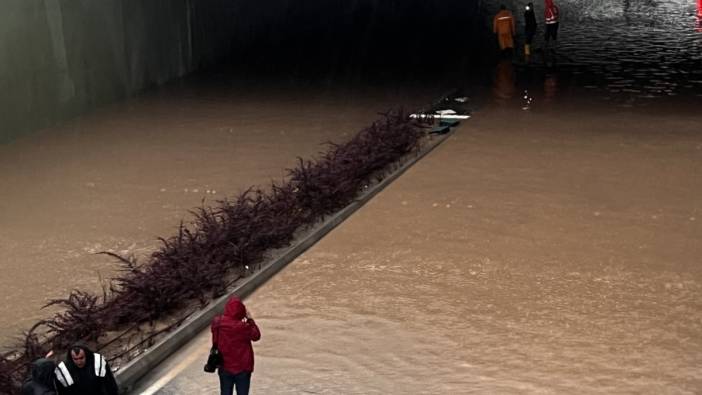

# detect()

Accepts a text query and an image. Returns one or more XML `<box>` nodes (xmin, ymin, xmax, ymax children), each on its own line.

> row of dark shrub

<box><xmin>0</xmin><ymin>109</ymin><xmax>429</xmax><ymax>394</ymax></box>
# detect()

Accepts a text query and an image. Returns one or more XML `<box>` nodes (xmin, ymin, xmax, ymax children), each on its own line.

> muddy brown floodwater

<box><xmin>2</xmin><ymin>65</ymin><xmax>702</xmax><ymax>393</ymax></box>
<box><xmin>136</xmin><ymin>91</ymin><xmax>702</xmax><ymax>394</ymax></box>
<box><xmin>241</xmin><ymin>100</ymin><xmax>702</xmax><ymax>393</ymax></box>
<box><xmin>0</xmin><ymin>75</ymin><xmax>445</xmax><ymax>345</ymax></box>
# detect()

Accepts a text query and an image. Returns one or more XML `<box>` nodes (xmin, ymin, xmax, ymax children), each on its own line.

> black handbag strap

<box><xmin>213</xmin><ymin>315</ymin><xmax>222</xmax><ymax>347</ymax></box>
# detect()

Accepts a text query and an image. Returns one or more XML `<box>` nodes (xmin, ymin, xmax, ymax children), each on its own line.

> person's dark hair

<box><xmin>69</xmin><ymin>341</ymin><xmax>91</xmax><ymax>355</ymax></box>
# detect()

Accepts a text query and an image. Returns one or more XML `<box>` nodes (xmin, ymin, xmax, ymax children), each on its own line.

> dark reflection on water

<box><xmin>482</xmin><ymin>0</ymin><xmax>702</xmax><ymax>103</ymax></box>
<box><xmin>492</xmin><ymin>59</ymin><xmax>518</xmax><ymax>104</ymax></box>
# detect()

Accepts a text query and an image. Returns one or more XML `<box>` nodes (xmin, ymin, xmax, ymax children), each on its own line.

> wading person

<box><xmin>54</xmin><ymin>343</ymin><xmax>118</xmax><ymax>395</ymax></box>
<box><xmin>524</xmin><ymin>2</ymin><xmax>538</xmax><ymax>61</ymax></box>
<box><xmin>22</xmin><ymin>358</ymin><xmax>57</xmax><ymax>395</ymax></box>
<box><xmin>544</xmin><ymin>0</ymin><xmax>560</xmax><ymax>53</ymax></box>
<box><xmin>211</xmin><ymin>296</ymin><xmax>261</xmax><ymax>395</ymax></box>
<box><xmin>493</xmin><ymin>5</ymin><xmax>516</xmax><ymax>54</ymax></box>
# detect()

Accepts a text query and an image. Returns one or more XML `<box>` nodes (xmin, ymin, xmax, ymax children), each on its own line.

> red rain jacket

<box><xmin>211</xmin><ymin>297</ymin><xmax>261</xmax><ymax>374</ymax></box>
<box><xmin>545</xmin><ymin>0</ymin><xmax>559</xmax><ymax>24</ymax></box>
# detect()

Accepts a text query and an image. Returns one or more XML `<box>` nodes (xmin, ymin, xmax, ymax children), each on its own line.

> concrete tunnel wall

<box><xmin>0</xmin><ymin>0</ymin><xmax>291</xmax><ymax>143</ymax></box>
<box><xmin>0</xmin><ymin>0</ymin><xmax>482</xmax><ymax>143</ymax></box>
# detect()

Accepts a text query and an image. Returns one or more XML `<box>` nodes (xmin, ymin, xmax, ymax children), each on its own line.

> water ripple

<box><xmin>488</xmin><ymin>0</ymin><xmax>702</xmax><ymax>100</ymax></box>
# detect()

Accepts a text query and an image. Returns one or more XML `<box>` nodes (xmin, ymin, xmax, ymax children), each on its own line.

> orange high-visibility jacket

<box><xmin>493</xmin><ymin>9</ymin><xmax>515</xmax><ymax>36</ymax></box>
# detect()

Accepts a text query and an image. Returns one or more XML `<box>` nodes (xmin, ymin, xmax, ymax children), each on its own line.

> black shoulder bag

<box><xmin>204</xmin><ymin>316</ymin><xmax>223</xmax><ymax>373</ymax></box>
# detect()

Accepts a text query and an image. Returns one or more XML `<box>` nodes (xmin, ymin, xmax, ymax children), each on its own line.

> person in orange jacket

<box><xmin>493</xmin><ymin>5</ymin><xmax>516</xmax><ymax>52</ymax></box>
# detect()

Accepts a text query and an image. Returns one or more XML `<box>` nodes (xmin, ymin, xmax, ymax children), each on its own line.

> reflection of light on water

<box><xmin>544</xmin><ymin>73</ymin><xmax>558</xmax><ymax>102</ymax></box>
<box><xmin>505</xmin><ymin>0</ymin><xmax>702</xmax><ymax>99</ymax></box>
<box><xmin>492</xmin><ymin>59</ymin><xmax>516</xmax><ymax>104</ymax></box>
<box><xmin>522</xmin><ymin>89</ymin><xmax>534</xmax><ymax>110</ymax></box>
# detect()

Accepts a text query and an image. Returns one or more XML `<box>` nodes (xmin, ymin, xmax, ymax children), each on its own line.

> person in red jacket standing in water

<box><xmin>544</xmin><ymin>0</ymin><xmax>560</xmax><ymax>51</ymax></box>
<box><xmin>212</xmin><ymin>296</ymin><xmax>261</xmax><ymax>395</ymax></box>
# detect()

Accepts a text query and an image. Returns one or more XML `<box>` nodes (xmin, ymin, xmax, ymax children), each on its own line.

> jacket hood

<box><xmin>545</xmin><ymin>0</ymin><xmax>554</xmax><ymax>8</ymax></box>
<box><xmin>224</xmin><ymin>296</ymin><xmax>246</xmax><ymax>320</ymax></box>
<box><xmin>30</xmin><ymin>358</ymin><xmax>56</xmax><ymax>387</ymax></box>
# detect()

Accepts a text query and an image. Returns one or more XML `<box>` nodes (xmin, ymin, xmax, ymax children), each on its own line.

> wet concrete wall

<box><xmin>0</xmin><ymin>0</ymin><xmax>483</xmax><ymax>143</ymax></box>
<box><xmin>0</xmin><ymin>0</ymin><xmax>274</xmax><ymax>142</ymax></box>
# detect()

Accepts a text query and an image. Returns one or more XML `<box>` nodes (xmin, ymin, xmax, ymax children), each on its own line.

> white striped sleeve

<box><xmin>55</xmin><ymin>362</ymin><xmax>74</xmax><ymax>387</ymax></box>
<box><xmin>94</xmin><ymin>352</ymin><xmax>107</xmax><ymax>377</ymax></box>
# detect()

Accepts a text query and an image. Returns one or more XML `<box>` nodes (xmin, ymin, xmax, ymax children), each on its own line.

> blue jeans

<box><xmin>218</xmin><ymin>369</ymin><xmax>251</xmax><ymax>395</ymax></box>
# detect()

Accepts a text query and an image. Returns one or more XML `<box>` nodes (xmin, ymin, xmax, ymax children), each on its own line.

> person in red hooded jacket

<box><xmin>544</xmin><ymin>0</ymin><xmax>560</xmax><ymax>46</ymax></box>
<box><xmin>211</xmin><ymin>296</ymin><xmax>261</xmax><ymax>395</ymax></box>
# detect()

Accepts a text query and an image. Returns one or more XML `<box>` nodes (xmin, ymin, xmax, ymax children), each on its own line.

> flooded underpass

<box><xmin>130</xmin><ymin>98</ymin><xmax>702</xmax><ymax>394</ymax></box>
<box><xmin>2</xmin><ymin>0</ymin><xmax>702</xmax><ymax>393</ymax></box>
<box><xmin>0</xmin><ymin>77</ymin><xmax>448</xmax><ymax>343</ymax></box>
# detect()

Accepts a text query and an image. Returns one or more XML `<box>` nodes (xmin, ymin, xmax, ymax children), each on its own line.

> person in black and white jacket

<box><xmin>53</xmin><ymin>342</ymin><xmax>118</xmax><ymax>395</ymax></box>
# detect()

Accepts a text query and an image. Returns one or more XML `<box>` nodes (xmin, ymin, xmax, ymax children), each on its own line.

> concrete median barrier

<box><xmin>115</xmin><ymin>127</ymin><xmax>457</xmax><ymax>393</ymax></box>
